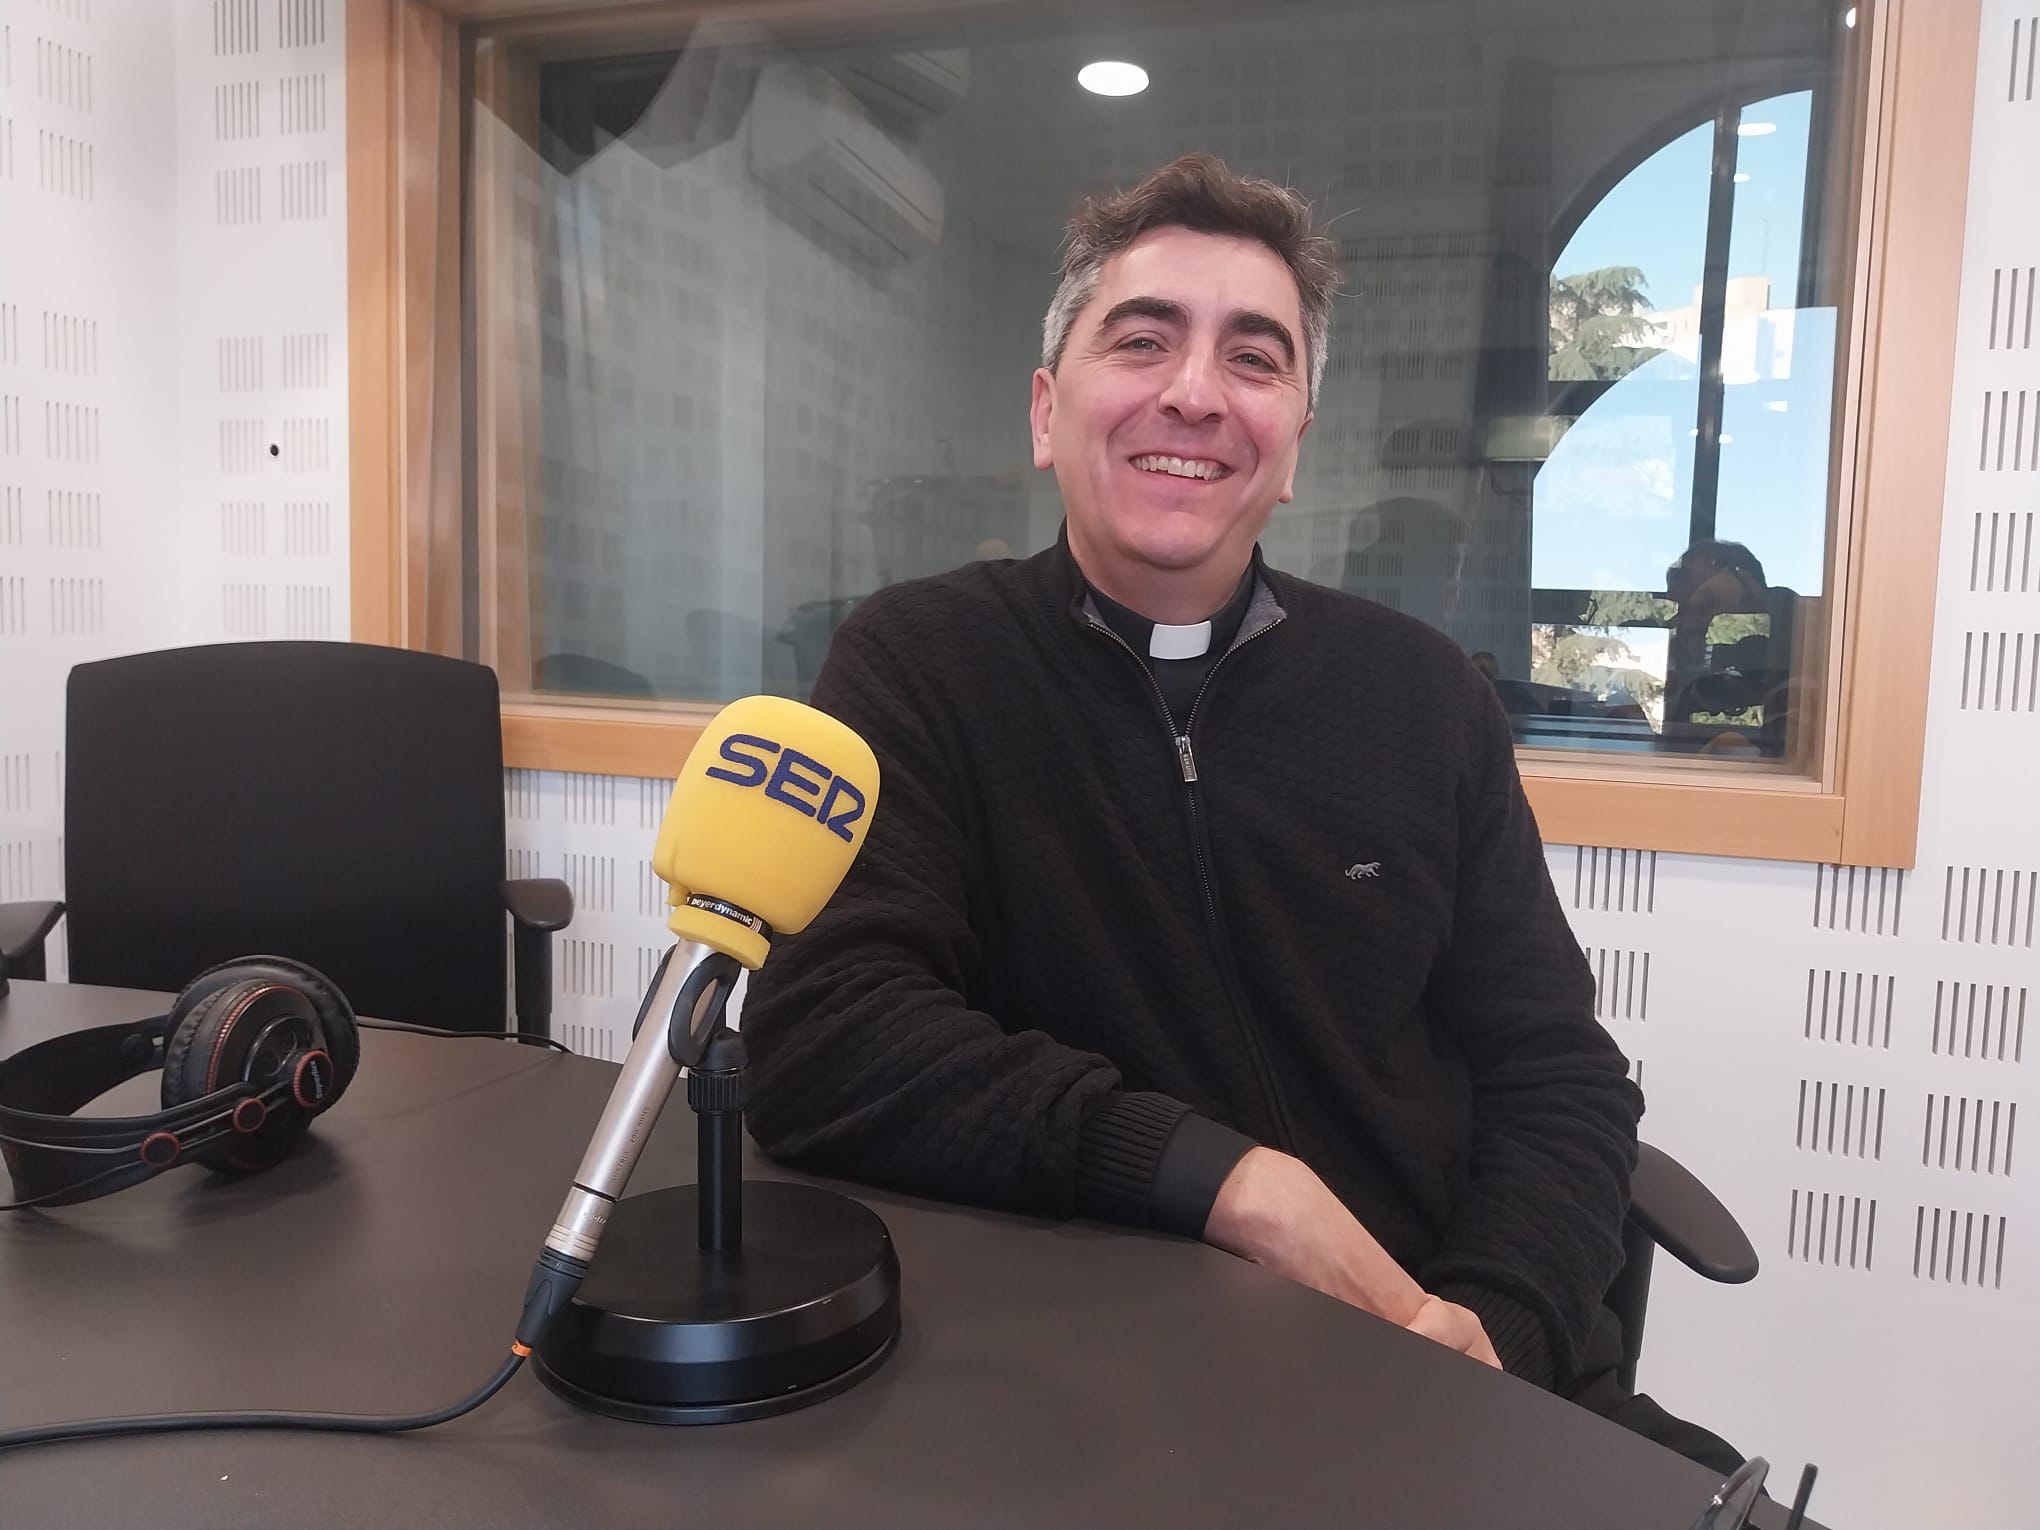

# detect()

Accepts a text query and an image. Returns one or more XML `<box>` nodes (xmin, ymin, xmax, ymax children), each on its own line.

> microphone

<box><xmin>513</xmin><ymin>695</ymin><xmax>879</xmax><ymax>1353</ymax></box>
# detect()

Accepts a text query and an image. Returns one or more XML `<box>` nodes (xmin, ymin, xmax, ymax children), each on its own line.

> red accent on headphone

<box><xmin>231</xmin><ymin>1097</ymin><xmax>268</xmax><ymax>1134</ymax></box>
<box><xmin>139</xmin><ymin>1131</ymin><xmax>181</xmax><ymax>1168</ymax></box>
<box><xmin>292</xmin><ymin>1050</ymin><xmax>333</xmax><ymax>1110</ymax></box>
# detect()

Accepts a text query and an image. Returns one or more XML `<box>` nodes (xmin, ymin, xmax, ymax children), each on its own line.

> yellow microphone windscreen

<box><xmin>651</xmin><ymin>695</ymin><xmax>880</xmax><ymax>968</ymax></box>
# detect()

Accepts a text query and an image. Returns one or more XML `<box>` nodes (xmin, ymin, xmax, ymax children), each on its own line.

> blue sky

<box><xmin>1533</xmin><ymin>91</ymin><xmax>1832</xmax><ymax>598</ymax></box>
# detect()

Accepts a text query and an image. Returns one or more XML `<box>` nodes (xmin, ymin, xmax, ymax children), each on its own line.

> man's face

<box><xmin>1030</xmin><ymin>227</ymin><xmax>1313</xmax><ymax>605</ymax></box>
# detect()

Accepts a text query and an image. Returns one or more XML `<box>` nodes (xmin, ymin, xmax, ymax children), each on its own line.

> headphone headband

<box><xmin>0</xmin><ymin>959</ymin><xmax>356</xmax><ymax>1208</ymax></box>
<box><xmin>0</xmin><ymin>1015</ymin><xmax>170</xmax><ymax>1118</ymax></box>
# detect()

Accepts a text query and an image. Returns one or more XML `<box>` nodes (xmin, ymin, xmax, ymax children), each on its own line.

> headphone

<box><xmin>0</xmin><ymin>956</ymin><xmax>360</xmax><ymax>1209</ymax></box>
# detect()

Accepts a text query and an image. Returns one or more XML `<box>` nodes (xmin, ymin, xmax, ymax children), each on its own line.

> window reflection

<box><xmin>1523</xmin><ymin>88</ymin><xmax>1836</xmax><ymax>759</ymax></box>
<box><xmin>477</xmin><ymin>1</ymin><xmax>1861</xmax><ymax>770</ymax></box>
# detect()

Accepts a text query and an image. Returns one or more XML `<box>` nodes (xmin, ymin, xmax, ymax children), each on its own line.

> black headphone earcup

<box><xmin>160</xmin><ymin>982</ymin><xmax>238</xmax><ymax>1111</ymax></box>
<box><xmin>174</xmin><ymin>956</ymin><xmax>360</xmax><ymax>1101</ymax></box>
<box><xmin>159</xmin><ymin>979</ymin><xmax>298</xmax><ymax>1173</ymax></box>
<box><xmin>161</xmin><ymin>970</ymin><xmax>348</xmax><ymax>1175</ymax></box>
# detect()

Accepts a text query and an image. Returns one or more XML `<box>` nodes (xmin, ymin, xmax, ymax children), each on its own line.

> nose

<box><xmin>1155</xmin><ymin>348</ymin><xmax>1225</xmax><ymax>425</ymax></box>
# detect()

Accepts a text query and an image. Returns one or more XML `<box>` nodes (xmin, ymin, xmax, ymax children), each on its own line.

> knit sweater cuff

<box><xmin>1432</xmin><ymin>1282</ymin><xmax>1555</xmax><ymax>1389</ymax></box>
<box><xmin>1074</xmin><ymin>1092</ymin><xmax>1194</xmax><ymax>1228</ymax></box>
<box><xmin>1076</xmin><ymin>1094</ymin><xmax>1257</xmax><ymax>1236</ymax></box>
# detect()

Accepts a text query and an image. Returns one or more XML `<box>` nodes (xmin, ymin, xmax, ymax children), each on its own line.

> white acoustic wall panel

<box><xmin>502</xmin><ymin>769</ymin><xmax>749</xmax><ymax>1062</ymax></box>
<box><xmin>174</xmin><ymin>0</ymin><xmax>347</xmax><ymax>645</ymax></box>
<box><xmin>0</xmin><ymin>0</ymin><xmax>181</xmax><ymax>978</ymax></box>
<box><xmin>0</xmin><ymin>0</ymin><xmax>346</xmax><ymax>981</ymax></box>
<box><xmin>1557</xmin><ymin>12</ymin><xmax>2040</xmax><ymax>1525</ymax></box>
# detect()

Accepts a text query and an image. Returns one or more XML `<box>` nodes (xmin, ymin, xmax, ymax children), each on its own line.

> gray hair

<box><xmin>1040</xmin><ymin>154</ymin><xmax>1341</xmax><ymax>410</ymax></box>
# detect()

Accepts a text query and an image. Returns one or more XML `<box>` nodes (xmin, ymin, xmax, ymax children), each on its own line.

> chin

<box><xmin>1115</xmin><ymin>529</ymin><xmax>1222</xmax><ymax>573</ymax></box>
<box><xmin>1106</xmin><ymin>510</ymin><xmax>1230</xmax><ymax>570</ymax></box>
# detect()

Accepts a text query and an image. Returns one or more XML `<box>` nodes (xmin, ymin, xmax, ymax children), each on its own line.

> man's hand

<box><xmin>1202</xmin><ymin>1147</ymin><xmax>1427</xmax><ymax>1326</ymax></box>
<box><xmin>1406</xmin><ymin>1295</ymin><xmax>1502</xmax><ymax>1369</ymax></box>
<box><xmin>1203</xmin><ymin>1149</ymin><xmax>1504</xmax><ymax>1370</ymax></box>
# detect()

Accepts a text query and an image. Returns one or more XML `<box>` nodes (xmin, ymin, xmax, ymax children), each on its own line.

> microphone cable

<box><xmin>0</xmin><ymin>1350</ymin><xmax>528</xmax><ymax>1450</ymax></box>
<box><xmin>0</xmin><ymin>1025</ymin><xmax>576</xmax><ymax>1447</ymax></box>
<box><xmin>0</xmin><ymin>1255</ymin><xmax>580</xmax><ymax>1447</ymax></box>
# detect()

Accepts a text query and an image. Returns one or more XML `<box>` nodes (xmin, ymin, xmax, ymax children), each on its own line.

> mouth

<box><xmin>1129</xmin><ymin>453</ymin><xmax>1231</xmax><ymax>483</ymax></box>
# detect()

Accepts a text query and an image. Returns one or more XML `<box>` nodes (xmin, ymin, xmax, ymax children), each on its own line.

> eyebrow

<box><xmin>1225</xmin><ymin>310</ymin><xmax>1298</xmax><ymax>370</ymax></box>
<box><xmin>1097</xmin><ymin>296</ymin><xmax>1190</xmax><ymax>332</ymax></box>
<box><xmin>1095</xmin><ymin>297</ymin><xmax>1297</xmax><ymax>370</ymax></box>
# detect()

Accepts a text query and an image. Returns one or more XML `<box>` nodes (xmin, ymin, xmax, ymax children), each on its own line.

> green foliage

<box><xmin>1704</xmin><ymin>612</ymin><xmax>1770</xmax><ymax>647</ymax></box>
<box><xmin>1549</xmin><ymin>266</ymin><xmax>1664</xmax><ymax>382</ymax></box>
<box><xmin>1582</xmin><ymin>588</ymin><xmax>1675</xmax><ymax>627</ymax></box>
<box><xmin>1530</xmin><ymin>587</ymin><xmax>1672</xmax><ymax>713</ymax></box>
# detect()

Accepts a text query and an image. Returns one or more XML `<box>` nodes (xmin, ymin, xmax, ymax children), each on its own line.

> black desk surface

<box><xmin>0</xmin><ymin>982</ymin><xmax>1801</xmax><ymax>1530</ymax></box>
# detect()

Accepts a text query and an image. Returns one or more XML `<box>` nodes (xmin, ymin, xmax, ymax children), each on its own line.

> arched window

<box><xmin>1528</xmin><ymin>89</ymin><xmax>1835</xmax><ymax>756</ymax></box>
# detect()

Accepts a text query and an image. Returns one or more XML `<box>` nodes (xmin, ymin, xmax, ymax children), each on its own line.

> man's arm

<box><xmin>743</xmin><ymin>614</ymin><xmax>1234</xmax><ymax>1228</ymax></box>
<box><xmin>1416</xmin><ymin>686</ymin><xmax>1644</xmax><ymax>1389</ymax></box>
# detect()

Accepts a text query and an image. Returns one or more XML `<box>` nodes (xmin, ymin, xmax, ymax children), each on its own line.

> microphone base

<box><xmin>531</xmin><ymin>1181</ymin><xmax>900</xmax><ymax>1425</ymax></box>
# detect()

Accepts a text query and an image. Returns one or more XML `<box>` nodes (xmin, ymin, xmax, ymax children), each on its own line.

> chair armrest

<box><xmin>501</xmin><ymin>879</ymin><xmax>572</xmax><ymax>1044</ymax></box>
<box><xmin>501</xmin><ymin>878</ymin><xmax>573</xmax><ymax>932</ymax></box>
<box><xmin>1628</xmin><ymin>1141</ymin><xmax>1759</xmax><ymax>1284</ymax></box>
<box><xmin>0</xmin><ymin>899</ymin><xmax>67</xmax><ymax>997</ymax></box>
<box><xmin>0</xmin><ymin>899</ymin><xmax>65</xmax><ymax>961</ymax></box>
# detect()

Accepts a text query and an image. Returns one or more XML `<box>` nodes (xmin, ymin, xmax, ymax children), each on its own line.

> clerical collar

<box><xmin>1088</xmin><ymin>568</ymin><xmax>1256</xmax><ymax>662</ymax></box>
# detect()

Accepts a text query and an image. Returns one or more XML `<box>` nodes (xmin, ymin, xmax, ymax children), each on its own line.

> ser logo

<box><xmin>705</xmin><ymin>733</ymin><xmax>868</xmax><ymax>843</ymax></box>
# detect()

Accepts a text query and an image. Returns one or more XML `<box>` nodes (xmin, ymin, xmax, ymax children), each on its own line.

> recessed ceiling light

<box><xmin>1736</xmin><ymin>121</ymin><xmax>1777</xmax><ymax>137</ymax></box>
<box><xmin>1078</xmin><ymin>61</ymin><xmax>1149</xmax><ymax>97</ymax></box>
<box><xmin>1733</xmin><ymin>172</ymin><xmax>1751</xmax><ymax>183</ymax></box>
<box><xmin>1718</xmin><ymin>433</ymin><xmax>1734</xmax><ymax>445</ymax></box>
<box><xmin>1765</xmin><ymin>401</ymin><xmax>1789</xmax><ymax>412</ymax></box>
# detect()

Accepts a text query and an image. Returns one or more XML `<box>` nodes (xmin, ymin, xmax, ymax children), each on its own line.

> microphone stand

<box><xmin>529</xmin><ymin>997</ymin><xmax>901</xmax><ymax>1425</ymax></box>
<box><xmin>689</xmin><ymin>1024</ymin><xmax>746</xmax><ymax>1254</ymax></box>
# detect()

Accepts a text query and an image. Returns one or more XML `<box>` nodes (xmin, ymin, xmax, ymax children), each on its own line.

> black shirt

<box><xmin>744</xmin><ymin>537</ymin><xmax>1640</xmax><ymax>1390</ymax></box>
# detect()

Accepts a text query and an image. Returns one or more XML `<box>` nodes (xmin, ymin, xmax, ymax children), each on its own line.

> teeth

<box><xmin>1133</xmin><ymin>455</ymin><xmax>1223</xmax><ymax>481</ymax></box>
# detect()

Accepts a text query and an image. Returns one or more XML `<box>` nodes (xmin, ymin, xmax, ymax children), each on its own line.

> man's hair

<box><xmin>1040</xmin><ymin>154</ymin><xmax>1342</xmax><ymax>410</ymax></box>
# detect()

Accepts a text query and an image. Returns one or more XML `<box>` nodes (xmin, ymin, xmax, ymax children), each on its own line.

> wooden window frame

<box><xmin>348</xmin><ymin>0</ymin><xmax>1980</xmax><ymax>866</ymax></box>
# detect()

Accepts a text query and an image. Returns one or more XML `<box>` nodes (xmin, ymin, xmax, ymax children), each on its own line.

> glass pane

<box><xmin>470</xmin><ymin>0</ymin><xmax>1864</xmax><ymax>772</ymax></box>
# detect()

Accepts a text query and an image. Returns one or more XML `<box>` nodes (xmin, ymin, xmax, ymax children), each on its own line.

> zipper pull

<box><xmin>1176</xmin><ymin>735</ymin><xmax>1199</xmax><ymax>783</ymax></box>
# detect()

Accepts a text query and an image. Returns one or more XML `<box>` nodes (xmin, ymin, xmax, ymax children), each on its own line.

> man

<box><xmin>745</xmin><ymin>154</ymin><xmax>1739</xmax><ymax>1472</ymax></box>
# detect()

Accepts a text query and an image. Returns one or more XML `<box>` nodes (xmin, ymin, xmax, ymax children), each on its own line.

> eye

<box><xmin>1118</xmin><ymin>336</ymin><xmax>1162</xmax><ymax>353</ymax></box>
<box><xmin>1233</xmin><ymin>350</ymin><xmax>1275</xmax><ymax>371</ymax></box>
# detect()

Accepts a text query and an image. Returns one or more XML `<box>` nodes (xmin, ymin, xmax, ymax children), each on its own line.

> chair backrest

<box><xmin>64</xmin><ymin>642</ymin><xmax>510</xmax><ymax>1032</ymax></box>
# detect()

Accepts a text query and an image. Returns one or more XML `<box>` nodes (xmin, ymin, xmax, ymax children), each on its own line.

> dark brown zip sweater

<box><xmin>743</xmin><ymin>537</ymin><xmax>1643</xmax><ymax>1390</ymax></box>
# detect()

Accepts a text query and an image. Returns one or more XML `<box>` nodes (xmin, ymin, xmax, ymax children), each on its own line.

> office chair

<box><xmin>0</xmin><ymin>643</ymin><xmax>571</xmax><ymax>1038</ymax></box>
<box><xmin>1616</xmin><ymin>1143</ymin><xmax>1760</xmax><ymax>1390</ymax></box>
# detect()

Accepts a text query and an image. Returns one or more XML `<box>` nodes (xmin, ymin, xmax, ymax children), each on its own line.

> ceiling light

<box><xmin>1078</xmin><ymin>61</ymin><xmax>1149</xmax><ymax>97</ymax></box>
<box><xmin>1733</xmin><ymin>172</ymin><xmax>1751</xmax><ymax>183</ymax></box>
<box><xmin>1844</xmin><ymin>7</ymin><xmax>1858</xmax><ymax>27</ymax></box>
<box><xmin>1736</xmin><ymin>121</ymin><xmax>1777</xmax><ymax>137</ymax></box>
<box><xmin>1718</xmin><ymin>433</ymin><xmax>1734</xmax><ymax>445</ymax></box>
<box><xmin>1765</xmin><ymin>400</ymin><xmax>1789</xmax><ymax>412</ymax></box>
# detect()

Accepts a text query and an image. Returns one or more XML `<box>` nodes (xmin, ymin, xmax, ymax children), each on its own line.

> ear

<box><xmin>1277</xmin><ymin>409</ymin><xmax>1313</xmax><ymax>505</ymax></box>
<box><xmin>1029</xmin><ymin>369</ymin><xmax>1057</xmax><ymax>470</ymax></box>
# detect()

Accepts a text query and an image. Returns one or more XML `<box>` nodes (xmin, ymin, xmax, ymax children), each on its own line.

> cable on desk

<box><xmin>0</xmin><ymin>1350</ymin><xmax>526</xmax><ymax>1450</ymax></box>
<box><xmin>356</xmin><ymin>1017</ymin><xmax>574</xmax><ymax>1053</ymax></box>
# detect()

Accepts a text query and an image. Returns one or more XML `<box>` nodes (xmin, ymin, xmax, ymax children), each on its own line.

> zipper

<box><xmin>1085</xmin><ymin>610</ymin><xmax>1294</xmax><ymax>1149</ymax></box>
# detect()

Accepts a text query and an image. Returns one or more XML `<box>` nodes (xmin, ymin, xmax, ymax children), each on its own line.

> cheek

<box><xmin>1065</xmin><ymin>383</ymin><xmax>1152</xmax><ymax>455</ymax></box>
<box><xmin>1240</xmin><ymin>407</ymin><xmax>1304</xmax><ymax>471</ymax></box>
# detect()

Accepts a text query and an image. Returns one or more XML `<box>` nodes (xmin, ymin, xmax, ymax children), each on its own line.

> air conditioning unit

<box><xmin>745</xmin><ymin>62</ymin><xmax>944</xmax><ymax>268</ymax></box>
<box><xmin>838</xmin><ymin>48</ymin><xmax>969</xmax><ymax>120</ymax></box>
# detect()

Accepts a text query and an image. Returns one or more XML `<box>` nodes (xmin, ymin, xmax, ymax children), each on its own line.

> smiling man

<box><xmin>744</xmin><ymin>155</ymin><xmax>1741</xmax><ymax>1472</ymax></box>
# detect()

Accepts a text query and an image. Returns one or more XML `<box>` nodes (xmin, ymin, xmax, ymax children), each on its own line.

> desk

<box><xmin>1</xmin><ymin>982</ymin><xmax>1804</xmax><ymax>1529</ymax></box>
